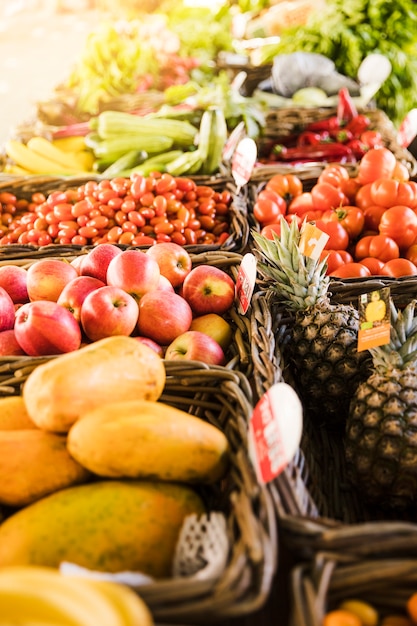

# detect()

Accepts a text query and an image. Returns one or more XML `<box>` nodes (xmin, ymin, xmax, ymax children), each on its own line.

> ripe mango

<box><xmin>0</xmin><ymin>480</ymin><xmax>206</xmax><ymax>578</ymax></box>
<box><xmin>0</xmin><ymin>396</ymin><xmax>37</xmax><ymax>430</ymax></box>
<box><xmin>67</xmin><ymin>399</ymin><xmax>230</xmax><ymax>483</ymax></box>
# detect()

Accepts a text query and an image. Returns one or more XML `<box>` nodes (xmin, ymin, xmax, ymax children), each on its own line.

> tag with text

<box><xmin>236</xmin><ymin>253</ymin><xmax>257</xmax><ymax>315</ymax></box>
<box><xmin>299</xmin><ymin>222</ymin><xmax>330</xmax><ymax>260</ymax></box>
<box><xmin>231</xmin><ymin>137</ymin><xmax>257</xmax><ymax>191</ymax></box>
<box><xmin>357</xmin><ymin>287</ymin><xmax>391</xmax><ymax>352</ymax></box>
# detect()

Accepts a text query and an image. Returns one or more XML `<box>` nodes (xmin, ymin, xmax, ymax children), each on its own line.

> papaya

<box><xmin>22</xmin><ymin>336</ymin><xmax>166</xmax><ymax>433</ymax></box>
<box><xmin>0</xmin><ymin>429</ymin><xmax>91</xmax><ymax>507</ymax></box>
<box><xmin>0</xmin><ymin>396</ymin><xmax>37</xmax><ymax>430</ymax></box>
<box><xmin>67</xmin><ymin>399</ymin><xmax>230</xmax><ymax>483</ymax></box>
<box><xmin>0</xmin><ymin>480</ymin><xmax>206</xmax><ymax>578</ymax></box>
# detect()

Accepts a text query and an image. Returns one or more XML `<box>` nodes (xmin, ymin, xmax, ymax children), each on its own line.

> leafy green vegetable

<box><xmin>259</xmin><ymin>0</ymin><xmax>417</xmax><ymax>126</ymax></box>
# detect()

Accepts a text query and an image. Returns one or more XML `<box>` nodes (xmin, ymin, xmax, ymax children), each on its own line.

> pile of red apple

<box><xmin>0</xmin><ymin>242</ymin><xmax>237</xmax><ymax>366</ymax></box>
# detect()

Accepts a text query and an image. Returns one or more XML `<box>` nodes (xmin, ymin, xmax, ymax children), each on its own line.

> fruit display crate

<box><xmin>0</xmin><ymin>173</ymin><xmax>250</xmax><ymax>255</ymax></box>
<box><xmin>289</xmin><ymin>550</ymin><xmax>417</xmax><ymax>626</ymax></box>
<box><xmin>0</xmin><ymin>358</ymin><xmax>277</xmax><ymax>624</ymax></box>
<box><xmin>0</xmin><ymin>247</ymin><xmax>255</xmax><ymax>387</ymax></box>
<box><xmin>254</xmin><ymin>106</ymin><xmax>417</xmax><ymax>176</ymax></box>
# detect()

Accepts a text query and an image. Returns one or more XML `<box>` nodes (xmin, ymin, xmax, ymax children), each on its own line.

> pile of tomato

<box><xmin>0</xmin><ymin>173</ymin><xmax>232</xmax><ymax>248</ymax></box>
<box><xmin>253</xmin><ymin>146</ymin><xmax>417</xmax><ymax>278</ymax></box>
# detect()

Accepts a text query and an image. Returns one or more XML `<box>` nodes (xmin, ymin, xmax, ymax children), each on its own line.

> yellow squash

<box><xmin>0</xmin><ymin>480</ymin><xmax>206</xmax><ymax>578</ymax></box>
<box><xmin>67</xmin><ymin>399</ymin><xmax>230</xmax><ymax>483</ymax></box>
<box><xmin>23</xmin><ymin>336</ymin><xmax>166</xmax><ymax>433</ymax></box>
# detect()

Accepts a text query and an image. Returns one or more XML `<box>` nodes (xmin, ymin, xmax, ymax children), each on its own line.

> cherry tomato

<box><xmin>378</xmin><ymin>205</ymin><xmax>417</xmax><ymax>250</ymax></box>
<box><xmin>329</xmin><ymin>262</ymin><xmax>371</xmax><ymax>278</ymax></box>
<box><xmin>355</xmin><ymin>234</ymin><xmax>400</xmax><ymax>262</ymax></box>
<box><xmin>311</xmin><ymin>182</ymin><xmax>349</xmax><ymax>211</ymax></box>
<box><xmin>314</xmin><ymin>219</ymin><xmax>349</xmax><ymax>250</ymax></box>
<box><xmin>380</xmin><ymin>258</ymin><xmax>417</xmax><ymax>277</ymax></box>
<box><xmin>357</xmin><ymin>147</ymin><xmax>397</xmax><ymax>185</ymax></box>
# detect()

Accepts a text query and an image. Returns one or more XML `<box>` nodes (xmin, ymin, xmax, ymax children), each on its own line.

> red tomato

<box><xmin>311</xmin><ymin>183</ymin><xmax>349</xmax><ymax>212</ymax></box>
<box><xmin>357</xmin><ymin>147</ymin><xmax>397</xmax><ymax>185</ymax></box>
<box><xmin>287</xmin><ymin>192</ymin><xmax>314</xmax><ymax>215</ymax></box>
<box><xmin>360</xmin><ymin>256</ymin><xmax>386</xmax><ymax>275</ymax></box>
<box><xmin>378</xmin><ymin>205</ymin><xmax>417</xmax><ymax>250</ymax></box>
<box><xmin>380</xmin><ymin>258</ymin><xmax>417</xmax><ymax>277</ymax></box>
<box><xmin>354</xmin><ymin>183</ymin><xmax>374</xmax><ymax>210</ymax></box>
<box><xmin>260</xmin><ymin>222</ymin><xmax>282</xmax><ymax>239</ymax></box>
<box><xmin>360</xmin><ymin>130</ymin><xmax>383</xmax><ymax>148</ymax></box>
<box><xmin>320</xmin><ymin>249</ymin><xmax>353</xmax><ymax>274</ymax></box>
<box><xmin>355</xmin><ymin>234</ymin><xmax>400</xmax><ymax>262</ymax></box>
<box><xmin>340</xmin><ymin>176</ymin><xmax>362</xmax><ymax>204</ymax></box>
<box><xmin>392</xmin><ymin>160</ymin><xmax>410</xmax><ymax>182</ymax></box>
<box><xmin>253</xmin><ymin>188</ymin><xmax>286</xmax><ymax>225</ymax></box>
<box><xmin>370</xmin><ymin>178</ymin><xmax>416</xmax><ymax>208</ymax></box>
<box><xmin>405</xmin><ymin>243</ymin><xmax>417</xmax><ymax>265</ymax></box>
<box><xmin>266</xmin><ymin>173</ymin><xmax>303</xmax><ymax>200</ymax></box>
<box><xmin>321</xmin><ymin>205</ymin><xmax>365</xmax><ymax>240</ymax></box>
<box><xmin>317</xmin><ymin>164</ymin><xmax>350</xmax><ymax>188</ymax></box>
<box><xmin>363</xmin><ymin>204</ymin><xmax>387</xmax><ymax>231</ymax></box>
<box><xmin>329</xmin><ymin>262</ymin><xmax>372</xmax><ymax>278</ymax></box>
<box><xmin>314</xmin><ymin>219</ymin><xmax>349</xmax><ymax>250</ymax></box>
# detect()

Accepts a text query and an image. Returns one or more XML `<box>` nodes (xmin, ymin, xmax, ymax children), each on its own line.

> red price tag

<box><xmin>249</xmin><ymin>383</ymin><xmax>303</xmax><ymax>484</ymax></box>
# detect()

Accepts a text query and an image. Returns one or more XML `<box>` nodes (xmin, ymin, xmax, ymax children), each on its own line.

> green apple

<box><xmin>190</xmin><ymin>313</ymin><xmax>233</xmax><ymax>351</ymax></box>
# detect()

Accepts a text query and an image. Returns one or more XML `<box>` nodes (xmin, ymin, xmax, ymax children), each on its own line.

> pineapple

<box><xmin>345</xmin><ymin>299</ymin><xmax>417</xmax><ymax>510</ymax></box>
<box><xmin>252</xmin><ymin>218</ymin><xmax>371</xmax><ymax>428</ymax></box>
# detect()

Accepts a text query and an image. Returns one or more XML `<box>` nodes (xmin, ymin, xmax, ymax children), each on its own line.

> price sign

<box><xmin>231</xmin><ymin>137</ymin><xmax>257</xmax><ymax>191</ymax></box>
<box><xmin>357</xmin><ymin>287</ymin><xmax>391</xmax><ymax>352</ymax></box>
<box><xmin>236</xmin><ymin>253</ymin><xmax>257</xmax><ymax>315</ymax></box>
<box><xmin>222</xmin><ymin>121</ymin><xmax>246</xmax><ymax>162</ymax></box>
<box><xmin>398</xmin><ymin>109</ymin><xmax>417</xmax><ymax>148</ymax></box>
<box><xmin>248</xmin><ymin>383</ymin><xmax>303</xmax><ymax>484</ymax></box>
<box><xmin>299</xmin><ymin>222</ymin><xmax>329</xmax><ymax>261</ymax></box>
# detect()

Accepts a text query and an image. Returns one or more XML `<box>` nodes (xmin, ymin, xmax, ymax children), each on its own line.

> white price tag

<box><xmin>235</xmin><ymin>253</ymin><xmax>257</xmax><ymax>315</ymax></box>
<box><xmin>231</xmin><ymin>137</ymin><xmax>257</xmax><ymax>191</ymax></box>
<box><xmin>249</xmin><ymin>383</ymin><xmax>303</xmax><ymax>484</ymax></box>
<box><xmin>222</xmin><ymin>121</ymin><xmax>246</xmax><ymax>162</ymax></box>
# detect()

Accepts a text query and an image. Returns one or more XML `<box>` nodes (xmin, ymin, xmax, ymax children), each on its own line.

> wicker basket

<box><xmin>290</xmin><ymin>550</ymin><xmax>417</xmax><ymax>626</ymax></box>
<box><xmin>255</xmin><ymin>107</ymin><xmax>417</xmax><ymax>176</ymax></box>
<box><xmin>0</xmin><ymin>174</ymin><xmax>249</xmax><ymax>255</ymax></box>
<box><xmin>0</xmin><ymin>357</ymin><xmax>277</xmax><ymax>623</ymax></box>
<box><xmin>0</xmin><ymin>248</ymin><xmax>255</xmax><ymax>392</ymax></box>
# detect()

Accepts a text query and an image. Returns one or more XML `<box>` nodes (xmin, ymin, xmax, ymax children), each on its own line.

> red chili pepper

<box><xmin>305</xmin><ymin>116</ymin><xmax>341</xmax><ymax>132</ymax></box>
<box><xmin>296</xmin><ymin>131</ymin><xmax>326</xmax><ymax>146</ymax></box>
<box><xmin>272</xmin><ymin>143</ymin><xmax>354</xmax><ymax>161</ymax></box>
<box><xmin>345</xmin><ymin>114</ymin><xmax>371</xmax><ymax>136</ymax></box>
<box><xmin>345</xmin><ymin>138</ymin><xmax>368</xmax><ymax>158</ymax></box>
<box><xmin>329</xmin><ymin>129</ymin><xmax>353</xmax><ymax>143</ymax></box>
<box><xmin>337</xmin><ymin>87</ymin><xmax>358</xmax><ymax>124</ymax></box>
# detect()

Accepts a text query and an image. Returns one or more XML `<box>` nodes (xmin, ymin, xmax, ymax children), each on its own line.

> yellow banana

<box><xmin>85</xmin><ymin>579</ymin><xmax>154</xmax><ymax>626</ymax></box>
<box><xmin>2</xmin><ymin>163</ymin><xmax>33</xmax><ymax>176</ymax></box>
<box><xmin>0</xmin><ymin>565</ymin><xmax>124</xmax><ymax>626</ymax></box>
<box><xmin>5</xmin><ymin>140</ymin><xmax>79</xmax><ymax>176</ymax></box>
<box><xmin>52</xmin><ymin>136</ymin><xmax>88</xmax><ymax>153</ymax></box>
<box><xmin>27</xmin><ymin>136</ymin><xmax>87</xmax><ymax>172</ymax></box>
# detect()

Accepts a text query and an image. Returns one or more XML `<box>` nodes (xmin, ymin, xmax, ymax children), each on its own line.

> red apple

<box><xmin>136</xmin><ymin>290</ymin><xmax>192</xmax><ymax>346</ymax></box>
<box><xmin>70</xmin><ymin>255</ymin><xmax>85</xmax><ymax>274</ymax></box>
<box><xmin>0</xmin><ymin>286</ymin><xmax>16</xmax><ymax>332</ymax></box>
<box><xmin>190</xmin><ymin>313</ymin><xmax>233</xmax><ymax>351</ymax></box>
<box><xmin>165</xmin><ymin>330</ymin><xmax>226</xmax><ymax>366</ymax></box>
<box><xmin>79</xmin><ymin>243</ymin><xmax>122</xmax><ymax>283</ymax></box>
<box><xmin>26</xmin><ymin>259</ymin><xmax>78</xmax><ymax>302</ymax></box>
<box><xmin>156</xmin><ymin>274</ymin><xmax>175</xmax><ymax>292</ymax></box>
<box><xmin>80</xmin><ymin>285</ymin><xmax>139</xmax><ymax>342</ymax></box>
<box><xmin>134</xmin><ymin>336</ymin><xmax>164</xmax><ymax>357</ymax></box>
<box><xmin>146</xmin><ymin>242</ymin><xmax>192</xmax><ymax>288</ymax></box>
<box><xmin>0</xmin><ymin>329</ymin><xmax>26</xmax><ymax>356</ymax></box>
<box><xmin>0</xmin><ymin>265</ymin><xmax>29</xmax><ymax>303</ymax></box>
<box><xmin>14</xmin><ymin>301</ymin><xmax>82</xmax><ymax>356</ymax></box>
<box><xmin>182</xmin><ymin>265</ymin><xmax>235</xmax><ymax>315</ymax></box>
<box><xmin>106</xmin><ymin>249</ymin><xmax>160</xmax><ymax>301</ymax></box>
<box><xmin>57</xmin><ymin>276</ymin><xmax>106</xmax><ymax>322</ymax></box>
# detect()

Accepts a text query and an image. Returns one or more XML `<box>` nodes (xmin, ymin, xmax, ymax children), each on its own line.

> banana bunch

<box><xmin>0</xmin><ymin>565</ymin><xmax>153</xmax><ymax>626</ymax></box>
<box><xmin>3</xmin><ymin>136</ymin><xmax>94</xmax><ymax>177</ymax></box>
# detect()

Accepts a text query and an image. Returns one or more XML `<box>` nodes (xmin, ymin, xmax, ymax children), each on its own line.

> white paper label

<box><xmin>232</xmin><ymin>137</ymin><xmax>257</xmax><ymax>191</ymax></box>
<box><xmin>236</xmin><ymin>252</ymin><xmax>257</xmax><ymax>315</ymax></box>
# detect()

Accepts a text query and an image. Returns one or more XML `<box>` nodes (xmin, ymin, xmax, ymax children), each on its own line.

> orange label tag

<box><xmin>357</xmin><ymin>287</ymin><xmax>391</xmax><ymax>351</ymax></box>
<box><xmin>299</xmin><ymin>222</ymin><xmax>329</xmax><ymax>260</ymax></box>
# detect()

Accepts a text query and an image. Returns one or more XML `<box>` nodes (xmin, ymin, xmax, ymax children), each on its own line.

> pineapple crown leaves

<box><xmin>251</xmin><ymin>217</ymin><xmax>330</xmax><ymax>310</ymax></box>
<box><xmin>371</xmin><ymin>299</ymin><xmax>417</xmax><ymax>371</ymax></box>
